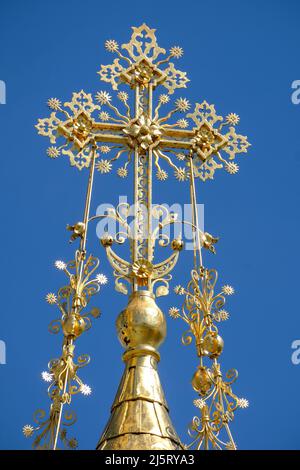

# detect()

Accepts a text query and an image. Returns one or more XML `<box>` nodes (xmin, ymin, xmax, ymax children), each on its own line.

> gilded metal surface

<box><xmin>35</xmin><ymin>23</ymin><xmax>250</xmax><ymax>301</ymax></box>
<box><xmin>97</xmin><ymin>291</ymin><xmax>182</xmax><ymax>450</ymax></box>
<box><xmin>28</xmin><ymin>24</ymin><xmax>251</xmax><ymax>451</ymax></box>
<box><xmin>169</xmin><ymin>266</ymin><xmax>249</xmax><ymax>449</ymax></box>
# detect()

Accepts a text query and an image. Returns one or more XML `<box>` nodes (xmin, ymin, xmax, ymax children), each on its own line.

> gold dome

<box><xmin>97</xmin><ymin>291</ymin><xmax>182</xmax><ymax>450</ymax></box>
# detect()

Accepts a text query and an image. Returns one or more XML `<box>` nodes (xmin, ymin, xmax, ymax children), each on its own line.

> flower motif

<box><xmin>47</xmin><ymin>98</ymin><xmax>61</xmax><ymax>110</ymax></box>
<box><xmin>222</xmin><ymin>285</ymin><xmax>235</xmax><ymax>295</ymax></box>
<box><xmin>174</xmin><ymin>285</ymin><xmax>185</xmax><ymax>295</ymax></box>
<box><xmin>237</xmin><ymin>398</ymin><xmax>249</xmax><ymax>408</ymax></box>
<box><xmin>80</xmin><ymin>384</ymin><xmax>92</xmax><ymax>396</ymax></box>
<box><xmin>184</xmin><ymin>99</ymin><xmax>250</xmax><ymax>181</ymax></box>
<box><xmin>23</xmin><ymin>425</ymin><xmax>34</xmax><ymax>438</ymax></box>
<box><xmin>170</xmin><ymin>46</ymin><xmax>184</xmax><ymax>58</ymax></box>
<box><xmin>90</xmin><ymin>307</ymin><xmax>101</xmax><ymax>318</ymax></box>
<box><xmin>132</xmin><ymin>259</ymin><xmax>153</xmax><ymax>285</ymax></box>
<box><xmin>177</xmin><ymin>118</ymin><xmax>188</xmax><ymax>128</ymax></box>
<box><xmin>193</xmin><ymin>398</ymin><xmax>206</xmax><ymax>409</ymax></box>
<box><xmin>105</xmin><ymin>39</ymin><xmax>119</xmax><ymax>52</ymax></box>
<box><xmin>59</xmin><ymin>113</ymin><xmax>95</xmax><ymax>151</ymax></box>
<box><xmin>117</xmin><ymin>91</ymin><xmax>128</xmax><ymax>102</ymax></box>
<box><xmin>156</xmin><ymin>169</ymin><xmax>168</xmax><ymax>181</ymax></box>
<box><xmin>55</xmin><ymin>260</ymin><xmax>66</xmax><ymax>270</ymax></box>
<box><xmin>117</xmin><ymin>167</ymin><xmax>128</xmax><ymax>178</ymax></box>
<box><xmin>46</xmin><ymin>293</ymin><xmax>57</xmax><ymax>304</ymax></box>
<box><xmin>175</xmin><ymin>97</ymin><xmax>191</xmax><ymax>112</ymax></box>
<box><xmin>99</xmin><ymin>111</ymin><xmax>110</xmax><ymax>121</ymax></box>
<box><xmin>190</xmin><ymin>122</ymin><xmax>226</xmax><ymax>163</ymax></box>
<box><xmin>98</xmin><ymin>25</ymin><xmax>189</xmax><ymax>93</ymax></box>
<box><xmin>68</xmin><ymin>438</ymin><xmax>79</xmax><ymax>449</ymax></box>
<box><xmin>169</xmin><ymin>307</ymin><xmax>180</xmax><ymax>319</ymax></box>
<box><xmin>175</xmin><ymin>167</ymin><xmax>189</xmax><ymax>181</ymax></box>
<box><xmin>176</xmin><ymin>153</ymin><xmax>186</xmax><ymax>161</ymax></box>
<box><xmin>226</xmin><ymin>113</ymin><xmax>240</xmax><ymax>125</ymax></box>
<box><xmin>96</xmin><ymin>273</ymin><xmax>108</xmax><ymax>285</ymax></box>
<box><xmin>130</xmin><ymin>62</ymin><xmax>156</xmax><ymax>87</ymax></box>
<box><xmin>46</xmin><ymin>146</ymin><xmax>60</xmax><ymax>159</ymax></box>
<box><xmin>99</xmin><ymin>145</ymin><xmax>111</xmax><ymax>154</ymax></box>
<box><xmin>123</xmin><ymin>114</ymin><xmax>162</xmax><ymax>153</ymax></box>
<box><xmin>225</xmin><ymin>162</ymin><xmax>239</xmax><ymax>175</ymax></box>
<box><xmin>96</xmin><ymin>159</ymin><xmax>112</xmax><ymax>174</ymax></box>
<box><xmin>41</xmin><ymin>371</ymin><xmax>53</xmax><ymax>382</ymax></box>
<box><xmin>95</xmin><ymin>91</ymin><xmax>112</xmax><ymax>105</ymax></box>
<box><xmin>159</xmin><ymin>94</ymin><xmax>170</xmax><ymax>104</ymax></box>
<box><xmin>214</xmin><ymin>309</ymin><xmax>229</xmax><ymax>321</ymax></box>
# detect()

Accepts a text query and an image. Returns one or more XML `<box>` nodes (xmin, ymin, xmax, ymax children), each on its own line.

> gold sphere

<box><xmin>171</xmin><ymin>238</ymin><xmax>184</xmax><ymax>251</ymax></box>
<box><xmin>191</xmin><ymin>366</ymin><xmax>212</xmax><ymax>396</ymax></box>
<box><xmin>62</xmin><ymin>314</ymin><xmax>86</xmax><ymax>338</ymax></box>
<box><xmin>202</xmin><ymin>332</ymin><xmax>224</xmax><ymax>359</ymax></box>
<box><xmin>101</xmin><ymin>234</ymin><xmax>114</xmax><ymax>247</ymax></box>
<box><xmin>73</xmin><ymin>222</ymin><xmax>85</xmax><ymax>235</ymax></box>
<box><xmin>116</xmin><ymin>291</ymin><xmax>166</xmax><ymax>351</ymax></box>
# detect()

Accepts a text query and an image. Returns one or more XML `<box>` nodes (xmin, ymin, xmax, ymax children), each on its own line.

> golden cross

<box><xmin>36</xmin><ymin>24</ymin><xmax>250</xmax><ymax>295</ymax></box>
<box><xmin>28</xmin><ymin>24</ymin><xmax>251</xmax><ymax>451</ymax></box>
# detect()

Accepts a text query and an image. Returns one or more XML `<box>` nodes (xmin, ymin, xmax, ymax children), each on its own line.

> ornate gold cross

<box><xmin>25</xmin><ymin>23</ymin><xmax>252</xmax><ymax>452</ymax></box>
<box><xmin>36</xmin><ymin>24</ymin><xmax>250</xmax><ymax>297</ymax></box>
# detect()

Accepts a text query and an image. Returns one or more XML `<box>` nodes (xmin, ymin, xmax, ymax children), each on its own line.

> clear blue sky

<box><xmin>0</xmin><ymin>0</ymin><xmax>300</xmax><ymax>450</ymax></box>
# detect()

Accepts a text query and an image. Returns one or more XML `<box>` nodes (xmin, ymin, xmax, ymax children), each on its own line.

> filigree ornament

<box><xmin>170</xmin><ymin>266</ymin><xmax>248</xmax><ymax>450</ymax></box>
<box><xmin>193</xmin><ymin>157</ymin><xmax>223</xmax><ymax>182</ymax></box>
<box><xmin>47</xmin><ymin>251</ymin><xmax>107</xmax><ymax>335</ymax></box>
<box><xmin>90</xmin><ymin>90</ymin><xmax>193</xmax><ymax>181</ymax></box>
<box><xmin>46</xmin><ymin>343</ymin><xmax>91</xmax><ymax>403</ymax></box>
<box><xmin>169</xmin><ymin>267</ymin><xmax>227</xmax><ymax>355</ymax></box>
<box><xmin>98</xmin><ymin>24</ymin><xmax>189</xmax><ymax>93</ymax></box>
<box><xmin>36</xmin><ymin>91</ymin><xmax>250</xmax><ymax>181</ymax></box>
<box><xmin>96</xmin><ymin>202</ymin><xmax>182</xmax><ymax>296</ymax></box>
<box><xmin>32</xmin><ymin>24</ymin><xmax>251</xmax><ymax>452</ymax></box>
<box><xmin>186</xmin><ymin>102</ymin><xmax>250</xmax><ymax>181</ymax></box>
<box><xmin>24</xmin><ymin>254</ymin><xmax>107</xmax><ymax>449</ymax></box>
<box><xmin>36</xmin><ymin>90</ymin><xmax>101</xmax><ymax>170</ymax></box>
<box><xmin>22</xmin><ymin>342</ymin><xmax>84</xmax><ymax>449</ymax></box>
<box><xmin>63</xmin><ymin>146</ymin><xmax>98</xmax><ymax>171</ymax></box>
<box><xmin>102</xmin><ymin>237</ymin><xmax>180</xmax><ymax>297</ymax></box>
<box><xmin>36</xmin><ymin>24</ymin><xmax>250</xmax><ymax>184</ymax></box>
<box><xmin>23</xmin><ymin>405</ymin><xmax>78</xmax><ymax>450</ymax></box>
<box><xmin>88</xmin><ymin>88</ymin><xmax>250</xmax><ymax>183</ymax></box>
<box><xmin>186</xmin><ymin>363</ymin><xmax>248</xmax><ymax>450</ymax></box>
